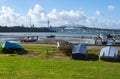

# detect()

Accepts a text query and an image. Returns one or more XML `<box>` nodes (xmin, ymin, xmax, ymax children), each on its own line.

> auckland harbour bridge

<box><xmin>52</xmin><ymin>25</ymin><xmax>120</xmax><ymax>34</ymax></box>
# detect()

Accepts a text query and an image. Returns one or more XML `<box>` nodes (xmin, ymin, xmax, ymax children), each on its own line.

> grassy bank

<box><xmin>0</xmin><ymin>56</ymin><xmax>120</xmax><ymax>79</ymax></box>
<box><xmin>0</xmin><ymin>44</ymin><xmax>120</xmax><ymax>79</ymax></box>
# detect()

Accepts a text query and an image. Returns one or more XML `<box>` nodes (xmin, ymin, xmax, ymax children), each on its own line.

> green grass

<box><xmin>0</xmin><ymin>56</ymin><xmax>120</xmax><ymax>79</ymax></box>
<box><xmin>0</xmin><ymin>43</ymin><xmax>60</xmax><ymax>55</ymax></box>
<box><xmin>23</xmin><ymin>45</ymin><xmax>59</xmax><ymax>55</ymax></box>
<box><xmin>0</xmin><ymin>44</ymin><xmax>120</xmax><ymax>79</ymax></box>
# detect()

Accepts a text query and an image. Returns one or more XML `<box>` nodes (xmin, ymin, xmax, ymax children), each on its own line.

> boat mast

<box><xmin>29</xmin><ymin>17</ymin><xmax>32</xmax><ymax>35</ymax></box>
<box><xmin>47</xmin><ymin>18</ymin><xmax>50</xmax><ymax>27</ymax></box>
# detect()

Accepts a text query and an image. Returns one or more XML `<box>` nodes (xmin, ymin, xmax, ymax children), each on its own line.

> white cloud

<box><xmin>0</xmin><ymin>6</ymin><xmax>14</xmax><ymax>15</ymax></box>
<box><xmin>0</xmin><ymin>4</ymin><xmax>120</xmax><ymax>29</ymax></box>
<box><xmin>47</xmin><ymin>9</ymin><xmax>87</xmax><ymax>26</ymax></box>
<box><xmin>28</xmin><ymin>5</ymin><xmax>87</xmax><ymax>26</ymax></box>
<box><xmin>28</xmin><ymin>4</ymin><xmax>47</xmax><ymax>26</ymax></box>
<box><xmin>108</xmin><ymin>5</ymin><xmax>115</xmax><ymax>11</ymax></box>
<box><xmin>47</xmin><ymin>9</ymin><xmax>59</xmax><ymax>20</ymax></box>
<box><xmin>0</xmin><ymin>6</ymin><xmax>27</xmax><ymax>26</ymax></box>
<box><xmin>96</xmin><ymin>10</ymin><xmax>103</xmax><ymax>16</ymax></box>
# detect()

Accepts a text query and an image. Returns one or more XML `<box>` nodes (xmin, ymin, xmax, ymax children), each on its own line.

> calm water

<box><xmin>0</xmin><ymin>32</ymin><xmax>97</xmax><ymax>44</ymax></box>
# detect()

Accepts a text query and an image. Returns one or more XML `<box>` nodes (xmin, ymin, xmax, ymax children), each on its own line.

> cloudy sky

<box><xmin>0</xmin><ymin>0</ymin><xmax>120</xmax><ymax>28</ymax></box>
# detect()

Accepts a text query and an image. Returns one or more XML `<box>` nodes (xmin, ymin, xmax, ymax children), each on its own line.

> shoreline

<box><xmin>1</xmin><ymin>40</ymin><xmax>120</xmax><ymax>50</ymax></box>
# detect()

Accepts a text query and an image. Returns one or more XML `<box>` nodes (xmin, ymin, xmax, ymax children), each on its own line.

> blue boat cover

<box><xmin>2</xmin><ymin>41</ymin><xmax>23</xmax><ymax>49</ymax></box>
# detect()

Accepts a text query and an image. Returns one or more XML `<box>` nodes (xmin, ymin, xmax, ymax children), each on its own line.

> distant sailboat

<box><xmin>21</xmin><ymin>17</ymin><xmax>38</xmax><ymax>42</ymax></box>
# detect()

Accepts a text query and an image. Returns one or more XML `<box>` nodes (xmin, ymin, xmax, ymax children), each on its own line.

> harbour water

<box><xmin>0</xmin><ymin>32</ymin><xmax>111</xmax><ymax>44</ymax></box>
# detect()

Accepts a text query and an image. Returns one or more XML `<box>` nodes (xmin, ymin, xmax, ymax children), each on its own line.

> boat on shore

<box><xmin>94</xmin><ymin>34</ymin><xmax>120</xmax><ymax>45</ymax></box>
<box><xmin>20</xmin><ymin>17</ymin><xmax>39</xmax><ymax>42</ymax></box>
<box><xmin>99</xmin><ymin>46</ymin><xmax>119</xmax><ymax>61</ymax></box>
<box><xmin>2</xmin><ymin>41</ymin><xmax>24</xmax><ymax>54</ymax></box>
<box><xmin>20</xmin><ymin>36</ymin><xmax>38</xmax><ymax>42</ymax></box>
<box><xmin>72</xmin><ymin>44</ymin><xmax>88</xmax><ymax>60</ymax></box>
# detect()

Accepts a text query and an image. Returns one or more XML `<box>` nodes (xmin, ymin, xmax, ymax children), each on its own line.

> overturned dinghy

<box><xmin>2</xmin><ymin>41</ymin><xmax>23</xmax><ymax>49</ymax></box>
<box><xmin>72</xmin><ymin>44</ymin><xmax>88</xmax><ymax>60</ymax></box>
<box><xmin>99</xmin><ymin>46</ymin><xmax>119</xmax><ymax>61</ymax></box>
<box><xmin>2</xmin><ymin>41</ymin><xmax>24</xmax><ymax>54</ymax></box>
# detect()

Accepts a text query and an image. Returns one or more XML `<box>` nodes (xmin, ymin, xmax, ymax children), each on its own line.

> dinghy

<box><xmin>20</xmin><ymin>17</ymin><xmax>38</xmax><ymax>42</ymax></box>
<box><xmin>2</xmin><ymin>41</ymin><xmax>24</xmax><ymax>54</ymax></box>
<box><xmin>46</xmin><ymin>34</ymin><xmax>55</xmax><ymax>38</ymax></box>
<box><xmin>2</xmin><ymin>41</ymin><xmax>23</xmax><ymax>49</ymax></box>
<box><xmin>21</xmin><ymin>36</ymin><xmax>38</xmax><ymax>42</ymax></box>
<box><xmin>99</xmin><ymin>46</ymin><xmax>119</xmax><ymax>61</ymax></box>
<box><xmin>72</xmin><ymin>44</ymin><xmax>88</xmax><ymax>60</ymax></box>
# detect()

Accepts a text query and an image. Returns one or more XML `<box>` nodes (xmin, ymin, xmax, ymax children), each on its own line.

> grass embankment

<box><xmin>23</xmin><ymin>45</ymin><xmax>59</xmax><ymax>54</ymax></box>
<box><xmin>0</xmin><ymin>44</ymin><xmax>120</xmax><ymax>79</ymax></box>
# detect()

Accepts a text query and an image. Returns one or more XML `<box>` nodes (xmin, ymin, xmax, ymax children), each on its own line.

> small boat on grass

<box><xmin>99</xmin><ymin>46</ymin><xmax>119</xmax><ymax>61</ymax></box>
<box><xmin>57</xmin><ymin>40</ymin><xmax>88</xmax><ymax>59</ymax></box>
<box><xmin>2</xmin><ymin>41</ymin><xmax>24</xmax><ymax>54</ymax></box>
<box><xmin>20</xmin><ymin>36</ymin><xmax>38</xmax><ymax>42</ymax></box>
<box><xmin>72</xmin><ymin>44</ymin><xmax>88</xmax><ymax>60</ymax></box>
<box><xmin>2</xmin><ymin>41</ymin><xmax>23</xmax><ymax>49</ymax></box>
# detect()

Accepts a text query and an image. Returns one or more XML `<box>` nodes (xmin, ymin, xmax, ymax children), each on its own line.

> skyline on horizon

<box><xmin>0</xmin><ymin>0</ymin><xmax>120</xmax><ymax>29</ymax></box>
